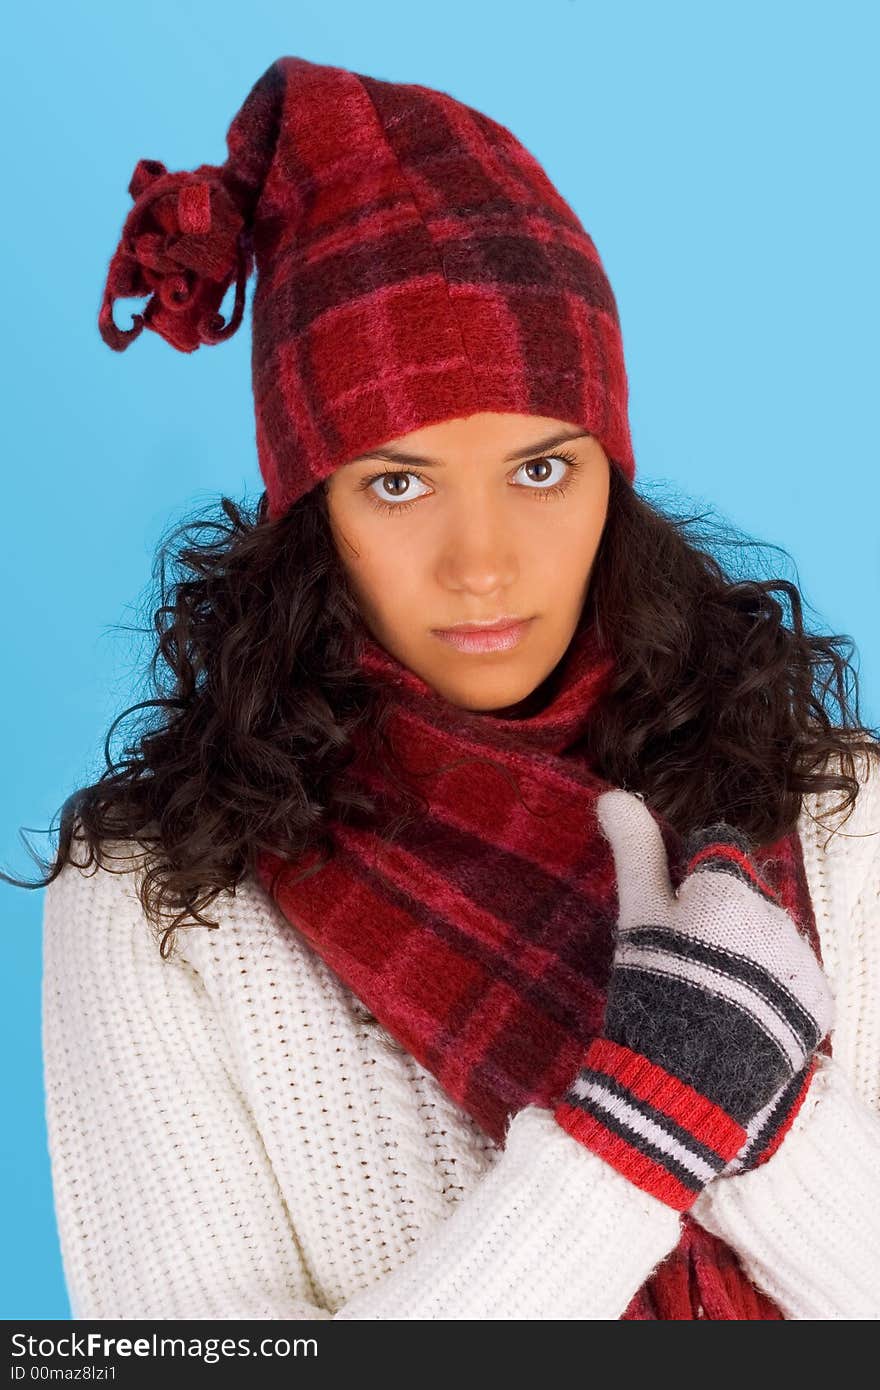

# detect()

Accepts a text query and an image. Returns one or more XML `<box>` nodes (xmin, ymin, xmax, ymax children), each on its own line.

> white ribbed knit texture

<box><xmin>42</xmin><ymin>752</ymin><xmax>880</xmax><ymax>1320</ymax></box>
<box><xmin>691</xmin><ymin>1052</ymin><xmax>880</xmax><ymax>1318</ymax></box>
<box><xmin>336</xmin><ymin>1105</ymin><xmax>680</xmax><ymax>1319</ymax></box>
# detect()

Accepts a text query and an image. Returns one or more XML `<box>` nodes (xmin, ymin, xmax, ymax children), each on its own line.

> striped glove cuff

<box><xmin>554</xmin><ymin>1037</ymin><xmax>747</xmax><ymax>1211</ymax></box>
<box><xmin>723</xmin><ymin>1054</ymin><xmax>819</xmax><ymax>1176</ymax></box>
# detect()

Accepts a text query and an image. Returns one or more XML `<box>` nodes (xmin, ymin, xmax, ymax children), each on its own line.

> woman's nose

<box><xmin>436</xmin><ymin>504</ymin><xmax>519</xmax><ymax>592</ymax></box>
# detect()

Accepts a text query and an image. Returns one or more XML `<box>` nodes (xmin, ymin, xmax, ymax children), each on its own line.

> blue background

<box><xmin>3</xmin><ymin>0</ymin><xmax>877</xmax><ymax>1318</ymax></box>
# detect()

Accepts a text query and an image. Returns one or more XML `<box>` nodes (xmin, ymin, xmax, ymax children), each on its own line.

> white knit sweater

<box><xmin>42</xmin><ymin>754</ymin><xmax>880</xmax><ymax>1320</ymax></box>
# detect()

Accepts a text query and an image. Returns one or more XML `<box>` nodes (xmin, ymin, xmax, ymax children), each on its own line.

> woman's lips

<box><xmin>431</xmin><ymin>618</ymin><xmax>534</xmax><ymax>653</ymax></box>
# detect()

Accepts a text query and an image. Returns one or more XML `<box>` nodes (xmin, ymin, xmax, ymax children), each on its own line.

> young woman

<box><xmin>13</xmin><ymin>55</ymin><xmax>880</xmax><ymax>1320</ymax></box>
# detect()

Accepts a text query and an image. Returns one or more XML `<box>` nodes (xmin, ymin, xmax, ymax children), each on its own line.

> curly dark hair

<box><xmin>6</xmin><ymin>460</ymin><xmax>878</xmax><ymax>956</ymax></box>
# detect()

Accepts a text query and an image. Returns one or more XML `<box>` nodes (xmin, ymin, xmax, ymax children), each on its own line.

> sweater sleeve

<box><xmin>689</xmin><ymin>1053</ymin><xmax>880</xmax><ymax>1318</ymax></box>
<box><xmin>42</xmin><ymin>855</ymin><xmax>681</xmax><ymax>1322</ymax></box>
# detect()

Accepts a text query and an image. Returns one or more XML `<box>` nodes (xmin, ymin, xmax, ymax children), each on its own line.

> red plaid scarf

<box><xmin>256</xmin><ymin>615</ymin><xmax>823</xmax><ymax>1318</ymax></box>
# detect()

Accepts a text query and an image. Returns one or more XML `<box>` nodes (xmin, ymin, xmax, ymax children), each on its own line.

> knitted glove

<box><xmin>554</xmin><ymin>789</ymin><xmax>835</xmax><ymax>1211</ymax></box>
<box><xmin>720</xmin><ymin>1055</ymin><xmax>818</xmax><ymax>1177</ymax></box>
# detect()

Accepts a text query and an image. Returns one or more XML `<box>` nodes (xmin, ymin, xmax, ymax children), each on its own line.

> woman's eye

<box><xmin>514</xmin><ymin>455</ymin><xmax>571</xmax><ymax>490</ymax></box>
<box><xmin>366</xmin><ymin>471</ymin><xmax>430</xmax><ymax>509</ymax></box>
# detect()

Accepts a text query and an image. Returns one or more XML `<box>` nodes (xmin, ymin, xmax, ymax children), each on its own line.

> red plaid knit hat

<box><xmin>99</xmin><ymin>55</ymin><xmax>637</xmax><ymax>520</ymax></box>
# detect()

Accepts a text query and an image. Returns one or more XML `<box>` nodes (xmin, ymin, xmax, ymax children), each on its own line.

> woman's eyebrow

<box><xmin>349</xmin><ymin>429</ymin><xmax>591</xmax><ymax>468</ymax></box>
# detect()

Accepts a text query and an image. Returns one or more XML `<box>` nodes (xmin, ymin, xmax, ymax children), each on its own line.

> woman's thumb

<box><xmin>595</xmin><ymin>788</ymin><xmax>675</xmax><ymax>927</ymax></box>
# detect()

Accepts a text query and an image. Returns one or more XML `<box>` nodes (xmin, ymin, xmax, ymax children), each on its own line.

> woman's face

<box><xmin>324</xmin><ymin>411</ymin><xmax>611</xmax><ymax>713</ymax></box>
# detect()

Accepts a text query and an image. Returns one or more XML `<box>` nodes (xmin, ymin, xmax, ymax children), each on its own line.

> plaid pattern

<box><xmin>98</xmin><ymin>55</ymin><xmax>636</xmax><ymax>518</ymax></box>
<box><xmin>255</xmin><ymin>613</ymin><xmax>828</xmax><ymax>1318</ymax></box>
